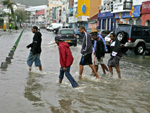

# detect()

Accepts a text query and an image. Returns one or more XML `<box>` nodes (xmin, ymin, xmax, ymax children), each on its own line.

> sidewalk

<box><xmin>0</xmin><ymin>29</ymin><xmax>23</xmax><ymax>63</ymax></box>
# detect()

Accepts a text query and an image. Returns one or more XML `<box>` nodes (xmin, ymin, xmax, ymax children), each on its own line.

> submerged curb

<box><xmin>0</xmin><ymin>29</ymin><xmax>24</xmax><ymax>69</ymax></box>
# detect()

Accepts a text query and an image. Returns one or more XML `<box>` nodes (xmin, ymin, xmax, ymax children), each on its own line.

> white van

<box><xmin>47</xmin><ymin>23</ymin><xmax>63</xmax><ymax>31</ymax></box>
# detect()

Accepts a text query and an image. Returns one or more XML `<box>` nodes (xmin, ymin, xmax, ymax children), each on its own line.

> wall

<box><xmin>133</xmin><ymin>0</ymin><xmax>149</xmax><ymax>6</ymax></box>
<box><xmin>89</xmin><ymin>0</ymin><xmax>101</xmax><ymax>18</ymax></box>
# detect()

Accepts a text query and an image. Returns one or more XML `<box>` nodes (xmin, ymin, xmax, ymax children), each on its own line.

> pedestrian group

<box><xmin>26</xmin><ymin>26</ymin><xmax>122</xmax><ymax>88</ymax></box>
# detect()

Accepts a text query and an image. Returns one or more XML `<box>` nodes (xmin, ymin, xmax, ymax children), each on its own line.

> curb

<box><xmin>0</xmin><ymin>29</ymin><xmax>24</xmax><ymax>69</ymax></box>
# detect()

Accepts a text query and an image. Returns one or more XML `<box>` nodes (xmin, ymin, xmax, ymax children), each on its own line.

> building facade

<box><xmin>76</xmin><ymin>0</ymin><xmax>101</xmax><ymax>29</ymax></box>
<box><xmin>141</xmin><ymin>1</ymin><xmax>150</xmax><ymax>26</ymax></box>
<box><xmin>98</xmin><ymin>0</ymin><xmax>114</xmax><ymax>31</ymax></box>
<box><xmin>46</xmin><ymin>0</ymin><xmax>62</xmax><ymax>24</ymax></box>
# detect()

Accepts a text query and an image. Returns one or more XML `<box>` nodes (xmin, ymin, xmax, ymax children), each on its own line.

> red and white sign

<box><xmin>142</xmin><ymin>1</ymin><xmax>150</xmax><ymax>14</ymax></box>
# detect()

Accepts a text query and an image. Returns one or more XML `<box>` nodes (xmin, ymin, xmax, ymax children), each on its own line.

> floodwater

<box><xmin>0</xmin><ymin>29</ymin><xmax>150</xmax><ymax>113</ymax></box>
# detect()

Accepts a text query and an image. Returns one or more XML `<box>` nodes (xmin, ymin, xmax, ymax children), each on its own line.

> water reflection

<box><xmin>50</xmin><ymin>99</ymin><xmax>73</xmax><ymax>113</ymax></box>
<box><xmin>24</xmin><ymin>72</ymin><xmax>44</xmax><ymax>107</ymax></box>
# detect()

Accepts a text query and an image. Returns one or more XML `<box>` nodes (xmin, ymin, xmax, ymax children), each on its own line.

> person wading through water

<box><xmin>26</xmin><ymin>26</ymin><xmax>42</xmax><ymax>71</ymax></box>
<box><xmin>108</xmin><ymin>32</ymin><xmax>122</xmax><ymax>79</ymax></box>
<box><xmin>78</xmin><ymin>26</ymin><xmax>100</xmax><ymax>79</ymax></box>
<box><xmin>90</xmin><ymin>28</ymin><xmax>108</xmax><ymax>76</ymax></box>
<box><xmin>55</xmin><ymin>36</ymin><xmax>79</xmax><ymax>88</ymax></box>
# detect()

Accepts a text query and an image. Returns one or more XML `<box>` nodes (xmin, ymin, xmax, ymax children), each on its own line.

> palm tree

<box><xmin>2</xmin><ymin>0</ymin><xmax>17</xmax><ymax>23</ymax></box>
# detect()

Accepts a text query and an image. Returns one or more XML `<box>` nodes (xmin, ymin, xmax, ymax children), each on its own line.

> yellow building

<box><xmin>76</xmin><ymin>0</ymin><xmax>101</xmax><ymax>28</ymax></box>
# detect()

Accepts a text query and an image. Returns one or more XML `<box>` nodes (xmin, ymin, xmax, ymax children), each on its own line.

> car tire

<box><xmin>134</xmin><ymin>44</ymin><xmax>145</xmax><ymax>55</ymax></box>
<box><xmin>116</xmin><ymin>32</ymin><xmax>127</xmax><ymax>43</ymax></box>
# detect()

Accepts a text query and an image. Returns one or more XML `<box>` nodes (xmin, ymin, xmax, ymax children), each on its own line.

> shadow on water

<box><xmin>24</xmin><ymin>72</ymin><xmax>44</xmax><ymax>107</ymax></box>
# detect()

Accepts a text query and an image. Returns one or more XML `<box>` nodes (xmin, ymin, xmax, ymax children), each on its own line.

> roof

<box><xmin>35</xmin><ymin>9</ymin><xmax>45</xmax><ymax>15</ymax></box>
<box><xmin>88</xmin><ymin>14</ymin><xmax>98</xmax><ymax>21</ymax></box>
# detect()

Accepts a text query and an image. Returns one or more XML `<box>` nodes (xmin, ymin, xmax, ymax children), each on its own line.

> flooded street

<box><xmin>0</xmin><ymin>29</ymin><xmax>150</xmax><ymax>113</ymax></box>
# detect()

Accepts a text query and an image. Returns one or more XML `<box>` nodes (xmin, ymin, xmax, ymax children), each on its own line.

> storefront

<box><xmin>141</xmin><ymin>1</ymin><xmax>150</xmax><ymax>26</ymax></box>
<box><xmin>115</xmin><ymin>5</ymin><xmax>141</xmax><ymax>28</ymax></box>
<box><xmin>77</xmin><ymin>16</ymin><xmax>89</xmax><ymax>29</ymax></box>
<box><xmin>88</xmin><ymin>14</ymin><xmax>99</xmax><ymax>29</ymax></box>
<box><xmin>98</xmin><ymin>12</ymin><xmax>114</xmax><ymax>31</ymax></box>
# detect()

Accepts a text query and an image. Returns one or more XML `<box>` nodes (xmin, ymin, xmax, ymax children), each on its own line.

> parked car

<box><xmin>40</xmin><ymin>24</ymin><xmax>46</xmax><ymax>29</ymax></box>
<box><xmin>57</xmin><ymin>28</ymin><xmax>77</xmax><ymax>46</ymax></box>
<box><xmin>46</xmin><ymin>25</ymin><xmax>51</xmax><ymax>30</ymax></box>
<box><xmin>99</xmin><ymin>29</ymin><xmax>111</xmax><ymax>39</ymax></box>
<box><xmin>105</xmin><ymin>32</ymin><xmax>113</xmax><ymax>53</ymax></box>
<box><xmin>47</xmin><ymin>23</ymin><xmax>63</xmax><ymax>31</ymax></box>
<box><xmin>53</xmin><ymin>27</ymin><xmax>61</xmax><ymax>34</ymax></box>
<box><xmin>114</xmin><ymin>24</ymin><xmax>150</xmax><ymax>55</ymax></box>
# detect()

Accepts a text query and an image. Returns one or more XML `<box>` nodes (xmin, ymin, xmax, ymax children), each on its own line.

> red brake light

<box><xmin>74</xmin><ymin>34</ymin><xmax>76</xmax><ymax>38</ymax></box>
<box><xmin>128</xmin><ymin>38</ymin><xmax>131</xmax><ymax>42</ymax></box>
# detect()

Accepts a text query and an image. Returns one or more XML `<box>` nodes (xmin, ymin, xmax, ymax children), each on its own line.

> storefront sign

<box><xmin>77</xmin><ymin>16</ymin><xmax>89</xmax><ymax>22</ymax></box>
<box><xmin>141</xmin><ymin>1</ymin><xmax>150</xmax><ymax>14</ymax></box>
<box><xmin>113</xmin><ymin>3</ymin><xmax>124</xmax><ymax>13</ymax></box>
<box><xmin>82</xmin><ymin>5</ymin><xmax>87</xmax><ymax>13</ymax></box>
<box><xmin>49</xmin><ymin>1</ymin><xmax>62</xmax><ymax>5</ymax></box>
<box><xmin>68</xmin><ymin>16</ymin><xmax>75</xmax><ymax>23</ymax></box>
<box><xmin>98</xmin><ymin>12</ymin><xmax>113</xmax><ymax>18</ymax></box>
<box><xmin>115</xmin><ymin>5</ymin><xmax>141</xmax><ymax>19</ymax></box>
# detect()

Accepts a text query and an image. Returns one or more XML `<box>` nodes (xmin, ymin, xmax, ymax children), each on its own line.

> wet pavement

<box><xmin>0</xmin><ymin>28</ymin><xmax>150</xmax><ymax>113</ymax></box>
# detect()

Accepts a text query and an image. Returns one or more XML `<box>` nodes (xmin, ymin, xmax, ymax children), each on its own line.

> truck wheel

<box><xmin>116</xmin><ymin>32</ymin><xmax>127</xmax><ymax>43</ymax></box>
<box><xmin>134</xmin><ymin>44</ymin><xmax>145</xmax><ymax>55</ymax></box>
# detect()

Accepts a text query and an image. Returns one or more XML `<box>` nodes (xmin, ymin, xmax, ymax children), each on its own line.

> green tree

<box><xmin>15</xmin><ymin>9</ymin><xmax>30</xmax><ymax>26</ymax></box>
<box><xmin>2</xmin><ymin>0</ymin><xmax>17</xmax><ymax>23</ymax></box>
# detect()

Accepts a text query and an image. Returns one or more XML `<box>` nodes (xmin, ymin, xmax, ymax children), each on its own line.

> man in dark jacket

<box><xmin>90</xmin><ymin>28</ymin><xmax>108</xmax><ymax>75</ymax></box>
<box><xmin>26</xmin><ymin>26</ymin><xmax>42</xmax><ymax>71</ymax></box>
<box><xmin>78</xmin><ymin>26</ymin><xmax>100</xmax><ymax>79</ymax></box>
<box><xmin>55</xmin><ymin>36</ymin><xmax>79</xmax><ymax>88</ymax></box>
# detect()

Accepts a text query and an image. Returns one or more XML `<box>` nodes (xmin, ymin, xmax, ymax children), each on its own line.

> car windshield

<box><xmin>61</xmin><ymin>30</ymin><xmax>74</xmax><ymax>34</ymax></box>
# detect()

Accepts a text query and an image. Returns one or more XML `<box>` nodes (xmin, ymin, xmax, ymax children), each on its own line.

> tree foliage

<box><xmin>15</xmin><ymin>9</ymin><xmax>29</xmax><ymax>23</ymax></box>
<box><xmin>2</xmin><ymin>0</ymin><xmax>17</xmax><ymax>22</ymax></box>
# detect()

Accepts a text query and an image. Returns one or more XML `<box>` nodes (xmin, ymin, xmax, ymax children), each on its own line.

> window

<box><xmin>129</xmin><ymin>18</ymin><xmax>133</xmax><ymax>25</ymax></box>
<box><xmin>103</xmin><ymin>19</ymin><xmax>106</xmax><ymax>29</ymax></box>
<box><xmin>136</xmin><ymin>18</ymin><xmax>141</xmax><ymax>25</ymax></box>
<box><xmin>132</xmin><ymin>27</ymin><xmax>142</xmax><ymax>36</ymax></box>
<box><xmin>145</xmin><ymin>20</ymin><xmax>150</xmax><ymax>26</ymax></box>
<box><xmin>124</xmin><ymin>0</ymin><xmax>133</xmax><ymax>10</ymax></box>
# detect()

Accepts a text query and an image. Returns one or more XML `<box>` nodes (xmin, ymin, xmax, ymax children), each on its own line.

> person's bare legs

<box><xmin>89</xmin><ymin>64</ymin><xmax>100</xmax><ymax>79</ymax></box>
<box><xmin>79</xmin><ymin>65</ymin><xmax>84</xmax><ymax>79</ymax></box>
<box><xmin>29</xmin><ymin>66</ymin><xmax>32</xmax><ymax>71</ymax></box>
<box><xmin>95</xmin><ymin>65</ymin><xmax>98</xmax><ymax>72</ymax></box>
<box><xmin>39</xmin><ymin>65</ymin><xmax>42</xmax><ymax>71</ymax></box>
<box><xmin>101</xmin><ymin>64</ymin><xmax>106</xmax><ymax>75</ymax></box>
<box><xmin>101</xmin><ymin>64</ymin><xmax>109</xmax><ymax>74</ymax></box>
<box><xmin>59</xmin><ymin>79</ymin><xmax>62</xmax><ymax>83</ymax></box>
<box><xmin>108</xmin><ymin>66</ymin><xmax>113</xmax><ymax>76</ymax></box>
<box><xmin>115</xmin><ymin>66</ymin><xmax>121</xmax><ymax>79</ymax></box>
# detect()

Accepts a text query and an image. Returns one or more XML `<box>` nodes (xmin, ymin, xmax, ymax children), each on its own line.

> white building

<box><xmin>61</xmin><ymin>2</ymin><xmax>69</xmax><ymax>24</ymax></box>
<box><xmin>25</xmin><ymin>5</ymin><xmax>47</xmax><ymax>24</ymax></box>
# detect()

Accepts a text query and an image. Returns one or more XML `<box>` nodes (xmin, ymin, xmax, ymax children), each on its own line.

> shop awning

<box><xmin>35</xmin><ymin>9</ymin><xmax>45</xmax><ymax>15</ymax></box>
